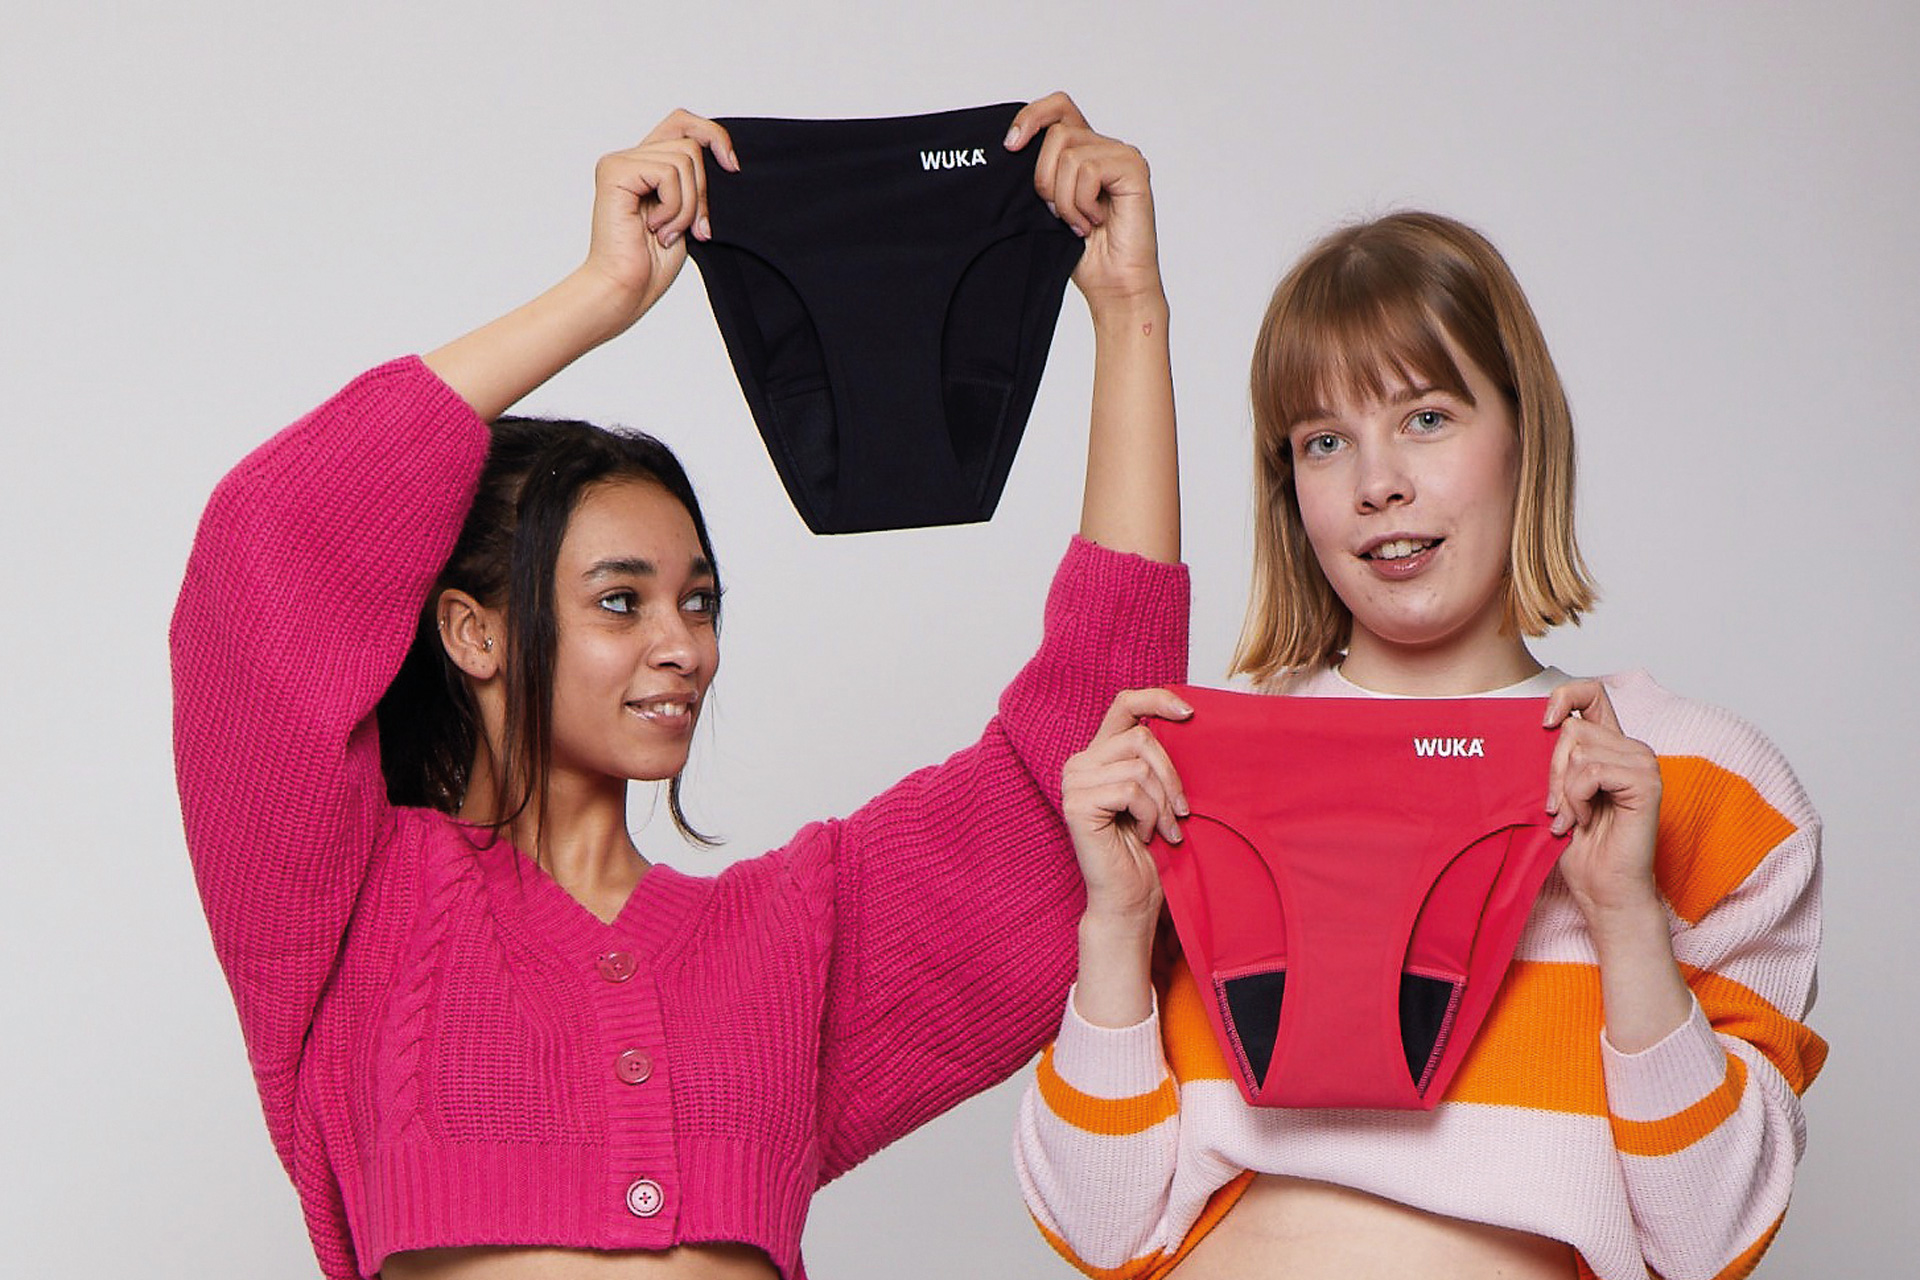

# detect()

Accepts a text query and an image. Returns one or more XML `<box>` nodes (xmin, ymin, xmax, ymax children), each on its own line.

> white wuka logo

<box><xmin>920</xmin><ymin>148</ymin><xmax>989</xmax><ymax>170</ymax></box>
<box><xmin>1413</xmin><ymin>736</ymin><xmax>1486</xmax><ymax>758</ymax></box>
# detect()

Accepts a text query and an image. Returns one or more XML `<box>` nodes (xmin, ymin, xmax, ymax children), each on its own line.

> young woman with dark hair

<box><xmin>172</xmin><ymin>95</ymin><xmax>1187</xmax><ymax>1280</ymax></box>
<box><xmin>1017</xmin><ymin>211</ymin><xmax>1824</xmax><ymax>1280</ymax></box>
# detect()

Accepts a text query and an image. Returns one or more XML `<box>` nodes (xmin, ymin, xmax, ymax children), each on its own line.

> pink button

<box><xmin>596</xmin><ymin>951</ymin><xmax>637</xmax><ymax>983</ymax></box>
<box><xmin>625</xmin><ymin>1177</ymin><xmax>664</xmax><ymax>1218</ymax></box>
<box><xmin>615</xmin><ymin>1048</ymin><xmax>653</xmax><ymax>1085</ymax></box>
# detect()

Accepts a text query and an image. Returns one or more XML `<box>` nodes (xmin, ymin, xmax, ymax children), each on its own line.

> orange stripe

<box><xmin>1154</xmin><ymin>1171</ymin><xmax>1258</xmax><ymax>1276</ymax></box>
<box><xmin>1167</xmin><ymin>954</ymin><xmax>1824</xmax><ymax>1116</ymax></box>
<box><xmin>1611</xmin><ymin>1054</ymin><xmax>1747</xmax><ymax>1156</ymax></box>
<box><xmin>1029</xmin><ymin>1172</ymin><xmax>1258</xmax><ymax>1280</ymax></box>
<box><xmin>1445</xmin><ymin>961</ymin><xmax>1609</xmax><ymax>1113</ymax></box>
<box><xmin>1655</xmin><ymin>757</ymin><xmax>1797</xmax><ymax>926</ymax></box>
<box><xmin>1037</xmin><ymin>1043</ymin><xmax>1180</xmax><ymax>1137</ymax></box>
<box><xmin>1684</xmin><ymin>964</ymin><xmax>1828</xmax><ymax>1094</ymax></box>
<box><xmin>1030</xmin><ymin>1213</ymin><xmax>1171</xmax><ymax>1280</ymax></box>
<box><xmin>1162</xmin><ymin>955</ymin><xmax>1233</xmax><ymax>1082</ymax></box>
<box><xmin>1712</xmin><ymin>1213</ymin><xmax>1784</xmax><ymax>1280</ymax></box>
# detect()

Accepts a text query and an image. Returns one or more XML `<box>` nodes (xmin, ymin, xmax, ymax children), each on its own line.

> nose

<box><xmin>1354</xmin><ymin>443</ymin><xmax>1413</xmax><ymax>512</ymax></box>
<box><xmin>646</xmin><ymin>610</ymin><xmax>702</xmax><ymax>674</ymax></box>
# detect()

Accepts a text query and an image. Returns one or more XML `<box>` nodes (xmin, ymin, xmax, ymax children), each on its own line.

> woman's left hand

<box><xmin>1005</xmin><ymin>92</ymin><xmax>1163</xmax><ymax>310</ymax></box>
<box><xmin>1544</xmin><ymin>679</ymin><xmax>1665</xmax><ymax>922</ymax></box>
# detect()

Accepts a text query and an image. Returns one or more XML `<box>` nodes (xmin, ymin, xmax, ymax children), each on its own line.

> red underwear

<box><xmin>1148</xmin><ymin>686</ymin><xmax>1567</xmax><ymax>1110</ymax></box>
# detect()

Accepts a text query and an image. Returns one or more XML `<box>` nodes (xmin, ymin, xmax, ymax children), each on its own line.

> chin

<box><xmin>619</xmin><ymin>755</ymin><xmax>691</xmax><ymax>784</ymax></box>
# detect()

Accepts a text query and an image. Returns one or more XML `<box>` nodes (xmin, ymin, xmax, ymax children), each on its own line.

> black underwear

<box><xmin>687</xmin><ymin>103</ymin><xmax>1084</xmax><ymax>534</ymax></box>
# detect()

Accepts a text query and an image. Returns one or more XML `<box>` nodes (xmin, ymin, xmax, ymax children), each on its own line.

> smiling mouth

<box><xmin>625</xmin><ymin>695</ymin><xmax>698</xmax><ymax>721</ymax></box>
<box><xmin>1362</xmin><ymin>538</ymin><xmax>1442</xmax><ymax>561</ymax></box>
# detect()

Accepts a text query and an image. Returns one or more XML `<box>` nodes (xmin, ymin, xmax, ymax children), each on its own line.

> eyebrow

<box><xmin>583</xmin><ymin>556</ymin><xmax>715</xmax><ymax>581</ymax></box>
<box><xmin>1290</xmin><ymin>383</ymin><xmax>1463</xmax><ymax>430</ymax></box>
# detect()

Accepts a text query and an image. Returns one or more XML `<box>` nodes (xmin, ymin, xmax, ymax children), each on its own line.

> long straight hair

<box><xmin>376</xmin><ymin>416</ymin><xmax>721</xmax><ymax>847</ymax></box>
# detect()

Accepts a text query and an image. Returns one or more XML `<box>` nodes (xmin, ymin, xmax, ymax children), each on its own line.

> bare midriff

<box><xmin>1169</xmin><ymin>1175</ymin><xmax>1578</xmax><ymax>1280</ymax></box>
<box><xmin>381</xmin><ymin>1243</ymin><xmax>779</xmax><ymax>1280</ymax></box>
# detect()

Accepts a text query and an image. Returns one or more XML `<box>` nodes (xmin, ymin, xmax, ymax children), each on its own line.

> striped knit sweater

<box><xmin>1015</xmin><ymin>665</ymin><xmax>1824</xmax><ymax>1280</ymax></box>
<box><xmin>171</xmin><ymin>357</ymin><xmax>1190</xmax><ymax>1279</ymax></box>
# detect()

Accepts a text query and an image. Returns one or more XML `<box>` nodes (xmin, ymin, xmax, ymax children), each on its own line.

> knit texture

<box><xmin>1015</xmin><ymin>667</ymin><xmax>1824</xmax><ymax>1280</ymax></box>
<box><xmin>171</xmin><ymin>357</ymin><xmax>1190</xmax><ymax>1280</ymax></box>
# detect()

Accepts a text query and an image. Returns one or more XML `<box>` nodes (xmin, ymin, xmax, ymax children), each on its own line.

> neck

<box><xmin>1338</xmin><ymin>629</ymin><xmax>1542</xmax><ymax>698</ymax></box>
<box><xmin>460</xmin><ymin>746</ymin><xmax>647</xmax><ymax>923</ymax></box>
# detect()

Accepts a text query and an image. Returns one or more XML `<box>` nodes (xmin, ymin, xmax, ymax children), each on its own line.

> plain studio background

<box><xmin>3</xmin><ymin>3</ymin><xmax>1913</xmax><ymax>1275</ymax></box>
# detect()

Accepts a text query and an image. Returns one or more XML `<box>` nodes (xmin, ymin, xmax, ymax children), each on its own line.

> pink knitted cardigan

<box><xmin>170</xmin><ymin>357</ymin><xmax>1190</xmax><ymax>1279</ymax></box>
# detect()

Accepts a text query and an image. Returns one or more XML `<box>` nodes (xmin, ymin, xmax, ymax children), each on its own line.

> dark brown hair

<box><xmin>377</xmin><ymin>416</ymin><xmax>720</xmax><ymax>845</ymax></box>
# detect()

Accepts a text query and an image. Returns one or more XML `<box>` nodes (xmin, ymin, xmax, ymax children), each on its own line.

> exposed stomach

<box><xmin>381</xmin><ymin>1243</ymin><xmax>779</xmax><ymax>1280</ymax></box>
<box><xmin>1169</xmin><ymin>1175</ymin><xmax>1578</xmax><ymax>1280</ymax></box>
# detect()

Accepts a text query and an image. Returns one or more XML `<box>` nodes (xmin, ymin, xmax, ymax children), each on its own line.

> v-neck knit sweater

<box><xmin>170</xmin><ymin>357</ymin><xmax>1189</xmax><ymax>1279</ymax></box>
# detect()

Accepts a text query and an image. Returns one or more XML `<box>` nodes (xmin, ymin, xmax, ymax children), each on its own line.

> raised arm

<box><xmin>1009</xmin><ymin>93</ymin><xmax>1179</xmax><ymax>564</ymax></box>
<box><xmin>423</xmin><ymin>111</ymin><xmax>738</xmax><ymax>418</ymax></box>
<box><xmin>172</xmin><ymin>110</ymin><xmax>736</xmax><ymax>1182</ymax></box>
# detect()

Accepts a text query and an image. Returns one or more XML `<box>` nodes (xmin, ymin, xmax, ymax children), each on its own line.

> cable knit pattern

<box><xmin>170</xmin><ymin>357</ymin><xmax>1190</xmax><ymax>1280</ymax></box>
<box><xmin>1015</xmin><ymin>666</ymin><xmax>1824</xmax><ymax>1280</ymax></box>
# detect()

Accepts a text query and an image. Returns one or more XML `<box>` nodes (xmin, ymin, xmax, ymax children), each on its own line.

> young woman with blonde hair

<box><xmin>1018</xmin><ymin>211</ymin><xmax>1824</xmax><ymax>1280</ymax></box>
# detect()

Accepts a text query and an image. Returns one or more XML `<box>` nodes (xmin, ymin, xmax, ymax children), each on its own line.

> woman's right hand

<box><xmin>581</xmin><ymin>110</ymin><xmax>739</xmax><ymax>339</ymax></box>
<box><xmin>1061</xmin><ymin>688</ymin><xmax>1193</xmax><ymax>927</ymax></box>
<box><xmin>1063</xmin><ymin>688</ymin><xmax>1192</xmax><ymax>1027</ymax></box>
<box><xmin>424</xmin><ymin>110</ymin><xmax>736</xmax><ymax>419</ymax></box>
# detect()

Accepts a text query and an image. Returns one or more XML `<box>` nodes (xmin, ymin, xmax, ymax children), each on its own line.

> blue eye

<box><xmin>1409</xmin><ymin>409</ymin><xmax>1448</xmax><ymax>432</ymax></box>
<box><xmin>1298</xmin><ymin>432</ymin><xmax>1342</xmax><ymax>459</ymax></box>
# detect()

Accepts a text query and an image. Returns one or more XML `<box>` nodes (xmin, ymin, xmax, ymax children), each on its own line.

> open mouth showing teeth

<box><xmin>627</xmin><ymin>698</ymin><xmax>695</xmax><ymax>717</ymax></box>
<box><xmin>1364</xmin><ymin>538</ymin><xmax>1440</xmax><ymax>561</ymax></box>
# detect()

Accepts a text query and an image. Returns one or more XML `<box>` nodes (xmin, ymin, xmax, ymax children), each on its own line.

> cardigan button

<box><xmin>596</xmin><ymin>951</ymin><xmax>637</xmax><ymax>983</ymax></box>
<box><xmin>625</xmin><ymin>1178</ymin><xmax>664</xmax><ymax>1218</ymax></box>
<box><xmin>615</xmin><ymin>1048</ymin><xmax>654</xmax><ymax>1084</ymax></box>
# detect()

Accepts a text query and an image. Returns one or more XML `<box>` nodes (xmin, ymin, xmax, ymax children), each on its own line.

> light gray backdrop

<box><xmin>3</xmin><ymin>2</ymin><xmax>1913</xmax><ymax>1275</ymax></box>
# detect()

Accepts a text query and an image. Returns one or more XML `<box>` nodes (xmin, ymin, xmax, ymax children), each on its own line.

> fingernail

<box><xmin>695</xmin><ymin>216</ymin><xmax>711</xmax><ymax>240</ymax></box>
<box><xmin>1172</xmin><ymin>700</ymin><xmax>1194</xmax><ymax>717</ymax></box>
<box><xmin>1045</xmin><ymin>200</ymin><xmax>1057</xmax><ymax>218</ymax></box>
<box><xmin>1175</xmin><ymin>799</ymin><xmax>1191</xmax><ymax>818</ymax></box>
<box><xmin>1544</xmin><ymin>794</ymin><xmax>1557</xmax><ymax>814</ymax></box>
<box><xmin>1004</xmin><ymin>125</ymin><xmax>1022</xmax><ymax>148</ymax></box>
<box><xmin>660</xmin><ymin>228</ymin><xmax>680</xmax><ymax>247</ymax></box>
<box><xmin>1073</xmin><ymin>223</ymin><xmax>1088</xmax><ymax>238</ymax></box>
<box><xmin>724</xmin><ymin>148</ymin><xmax>739</xmax><ymax>170</ymax></box>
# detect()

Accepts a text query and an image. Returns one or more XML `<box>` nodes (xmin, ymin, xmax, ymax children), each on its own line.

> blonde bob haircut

<box><xmin>1232</xmin><ymin>210</ymin><xmax>1597</xmax><ymax>684</ymax></box>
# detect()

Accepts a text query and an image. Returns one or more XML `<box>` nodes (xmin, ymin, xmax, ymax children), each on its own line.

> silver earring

<box><xmin>483</xmin><ymin>637</ymin><xmax>495</xmax><ymax>652</ymax></box>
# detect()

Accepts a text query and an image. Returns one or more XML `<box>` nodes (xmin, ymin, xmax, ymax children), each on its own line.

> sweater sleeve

<box><xmin>170</xmin><ymin>357</ymin><xmax>489</xmax><ymax>1183</ymax></box>
<box><xmin>802</xmin><ymin>537</ymin><xmax>1189</xmax><ymax>1182</ymax></box>
<box><xmin>1014</xmin><ymin>991</ymin><xmax>1208</xmax><ymax>1279</ymax></box>
<box><xmin>1600</xmin><ymin>678</ymin><xmax>1827</xmax><ymax>1280</ymax></box>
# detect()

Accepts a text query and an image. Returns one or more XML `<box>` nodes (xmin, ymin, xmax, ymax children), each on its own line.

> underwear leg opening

<box><xmin>940</xmin><ymin>228</ymin><xmax>1078</xmax><ymax>510</ymax></box>
<box><xmin>1399</xmin><ymin>827</ymin><xmax>1516</xmax><ymax>1094</ymax></box>
<box><xmin>691</xmin><ymin>241</ymin><xmax>839</xmax><ymax>527</ymax></box>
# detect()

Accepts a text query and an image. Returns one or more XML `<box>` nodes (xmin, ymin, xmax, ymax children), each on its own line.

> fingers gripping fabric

<box><xmin>687</xmin><ymin>104</ymin><xmax>1084</xmax><ymax>534</ymax></box>
<box><xmin>1148</xmin><ymin>687</ymin><xmax>1569</xmax><ymax>1110</ymax></box>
